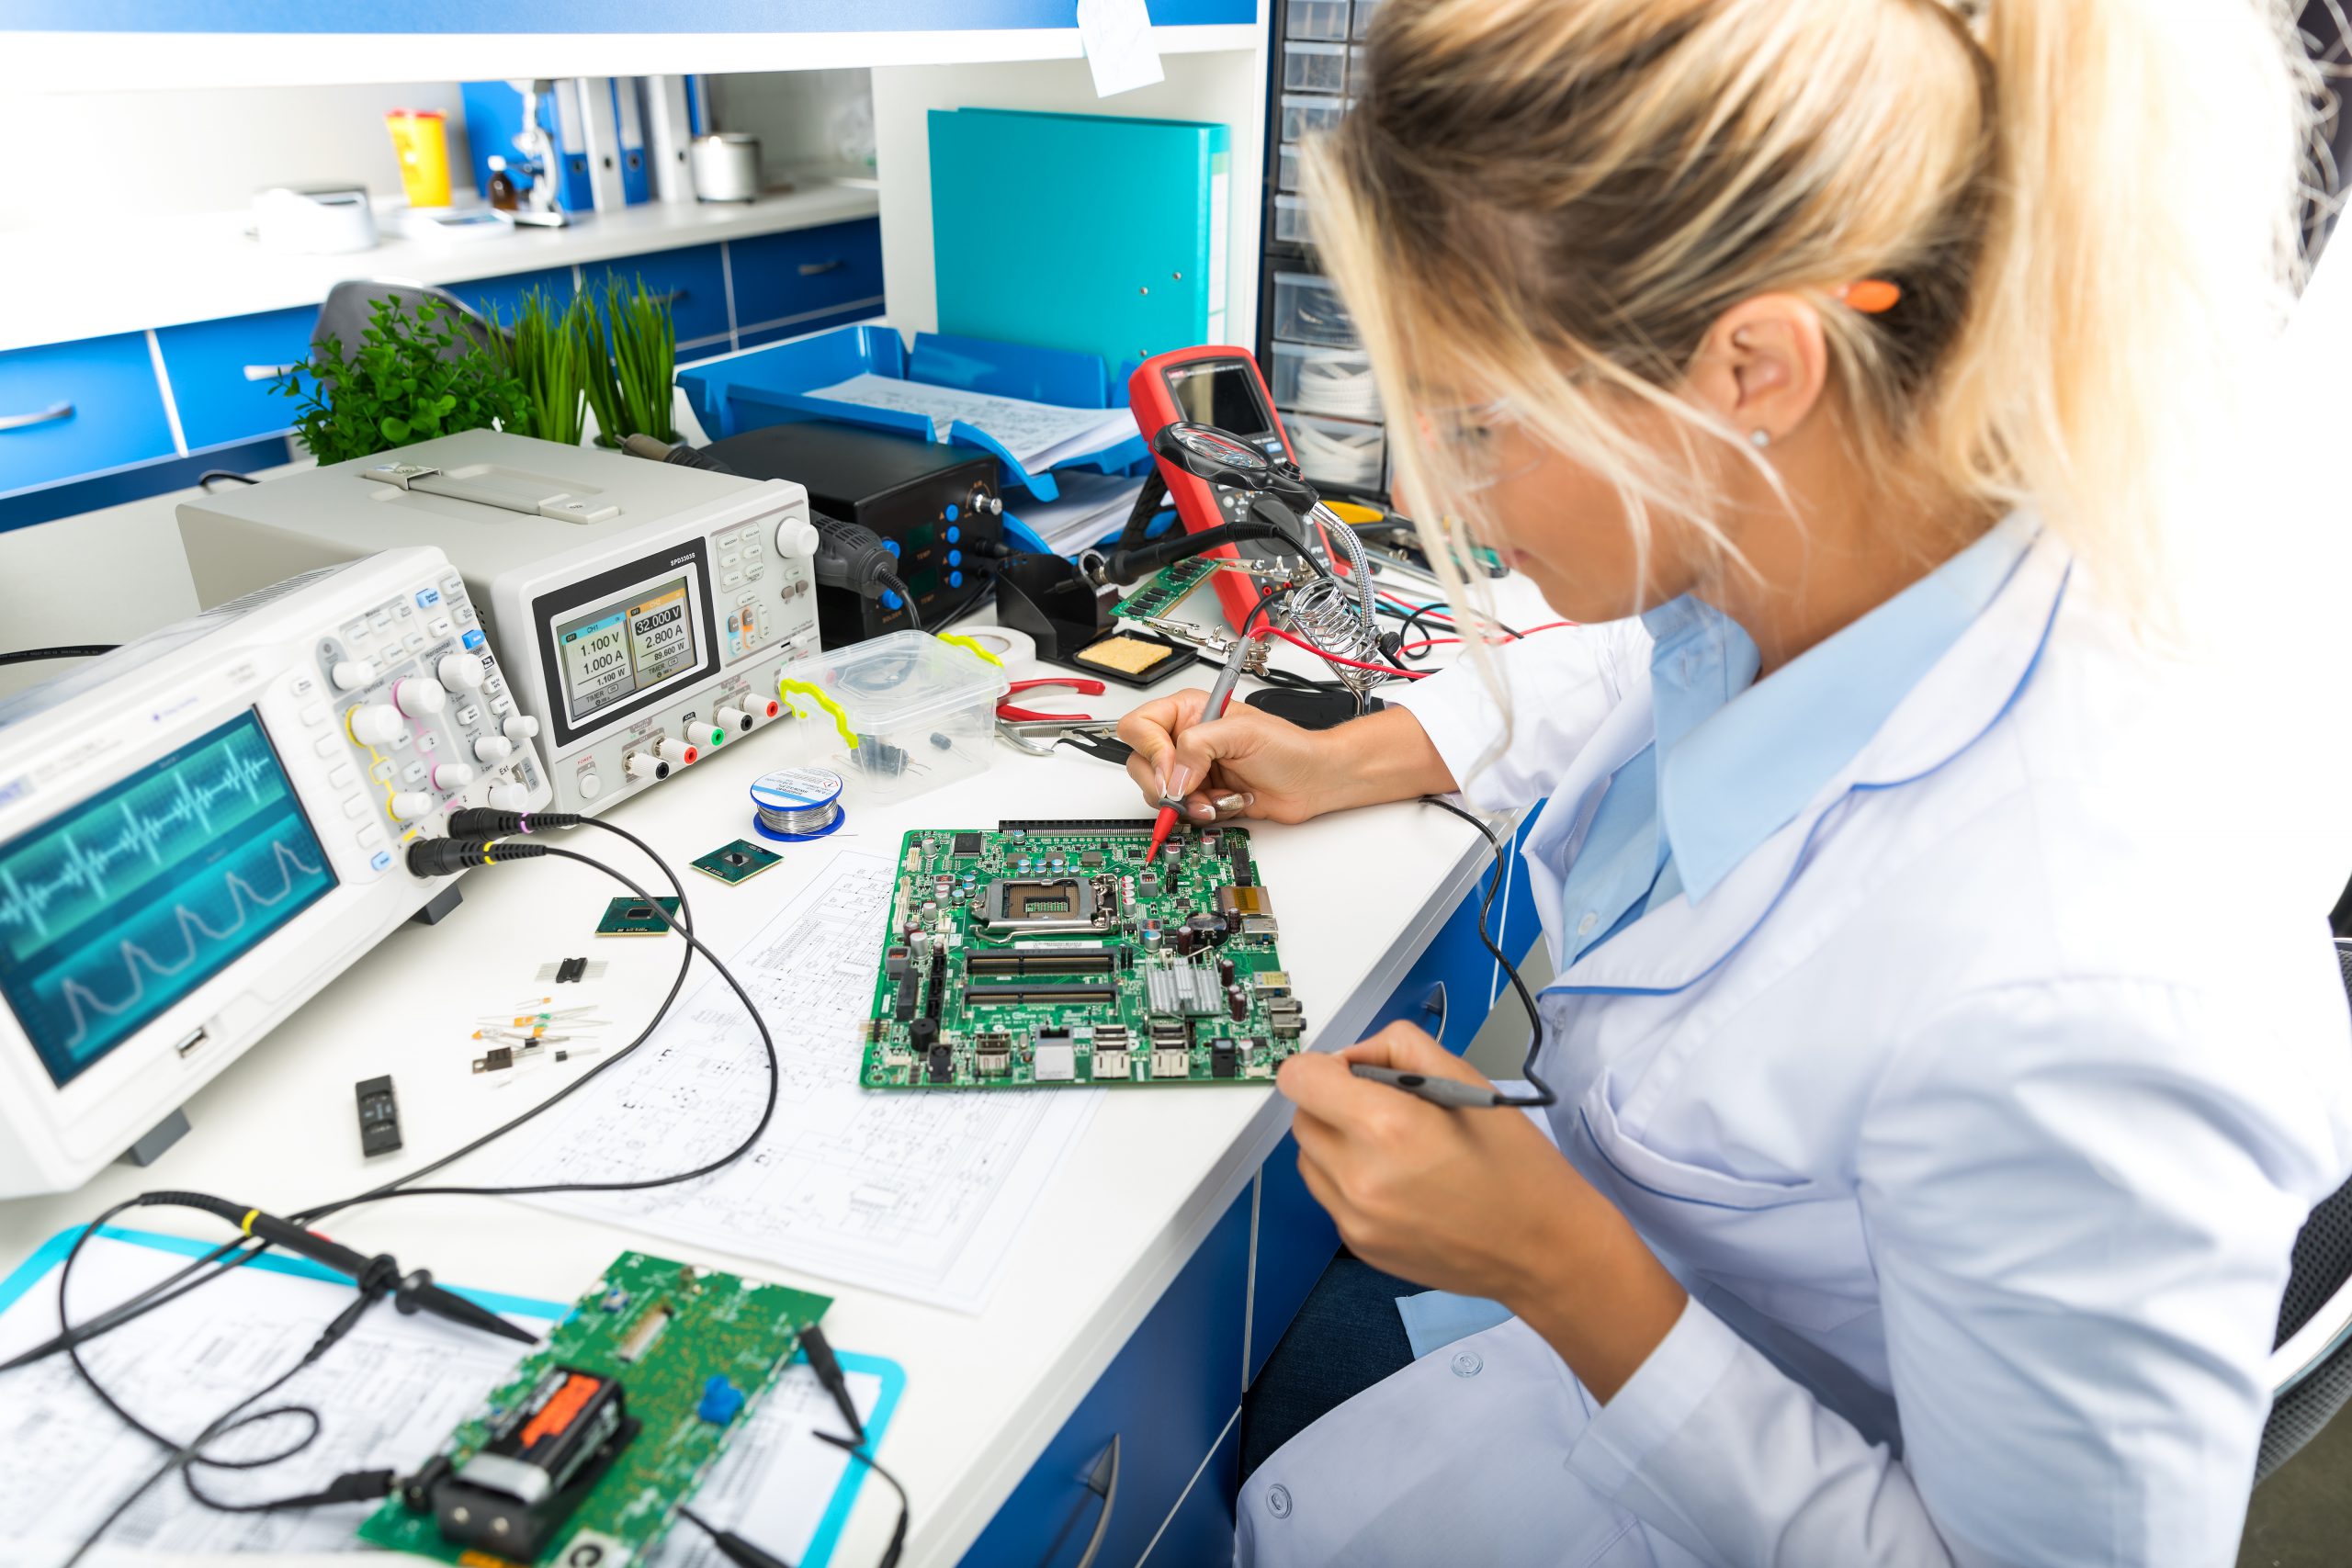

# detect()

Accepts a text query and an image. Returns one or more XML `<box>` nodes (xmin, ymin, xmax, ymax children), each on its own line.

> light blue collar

<box><xmin>1645</xmin><ymin>514</ymin><xmax>2036</xmax><ymax>901</ymax></box>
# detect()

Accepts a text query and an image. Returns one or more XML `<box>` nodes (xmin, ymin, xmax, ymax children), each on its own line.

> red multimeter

<box><xmin>1127</xmin><ymin>344</ymin><xmax>1335</xmax><ymax>631</ymax></box>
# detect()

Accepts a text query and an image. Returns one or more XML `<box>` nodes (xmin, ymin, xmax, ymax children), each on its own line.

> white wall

<box><xmin>867</xmin><ymin>46</ymin><xmax>1268</xmax><ymax>349</ymax></box>
<box><xmin>0</xmin><ymin>83</ymin><xmax>473</xmax><ymax>234</ymax></box>
<box><xmin>707</xmin><ymin>69</ymin><xmax>879</xmax><ymax>186</ymax></box>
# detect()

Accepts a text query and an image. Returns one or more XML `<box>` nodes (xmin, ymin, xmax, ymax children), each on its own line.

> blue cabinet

<box><xmin>153</xmin><ymin>305</ymin><xmax>315</xmax><ymax>452</ymax></box>
<box><xmin>729</xmin><ymin>219</ymin><xmax>886</xmax><ymax>334</ymax></box>
<box><xmin>962</xmin><ymin>1194</ymin><xmax>1250</xmax><ymax>1568</ymax></box>
<box><xmin>0</xmin><ymin>333</ymin><xmax>175</xmax><ymax>496</ymax></box>
<box><xmin>584</xmin><ymin>244</ymin><xmax>731</xmax><ymax>348</ymax></box>
<box><xmin>1139</xmin><ymin>1417</ymin><xmax>1239</xmax><ymax>1566</ymax></box>
<box><xmin>1250</xmin><ymin>1131</ymin><xmax>1338</xmax><ymax>1385</ymax></box>
<box><xmin>446</xmin><ymin>265</ymin><xmax>577</xmax><ymax>328</ymax></box>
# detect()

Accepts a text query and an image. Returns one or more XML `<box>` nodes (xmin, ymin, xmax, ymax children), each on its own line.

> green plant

<box><xmin>493</xmin><ymin>287</ymin><xmax>588</xmax><ymax>446</ymax></box>
<box><xmin>579</xmin><ymin>275</ymin><xmax>678</xmax><ymax>446</ymax></box>
<box><xmin>274</xmin><ymin>294</ymin><xmax>526</xmax><ymax>465</ymax></box>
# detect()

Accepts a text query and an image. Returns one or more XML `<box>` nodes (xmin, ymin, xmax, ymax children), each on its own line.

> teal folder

<box><xmin>929</xmin><ymin>107</ymin><xmax>1231</xmax><ymax>373</ymax></box>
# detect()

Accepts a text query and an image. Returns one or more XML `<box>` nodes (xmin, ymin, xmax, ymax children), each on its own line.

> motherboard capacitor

<box><xmin>1216</xmin><ymin>955</ymin><xmax>1237</xmax><ymax>987</ymax></box>
<box><xmin>1227</xmin><ymin>983</ymin><xmax>1248</xmax><ymax>1021</ymax></box>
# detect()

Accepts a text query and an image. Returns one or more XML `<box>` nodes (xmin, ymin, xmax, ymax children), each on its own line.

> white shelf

<box><xmin>0</xmin><ymin>183</ymin><xmax>883</xmax><ymax>353</ymax></box>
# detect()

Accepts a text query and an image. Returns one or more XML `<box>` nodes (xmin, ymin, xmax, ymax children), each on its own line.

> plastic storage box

<box><xmin>1283</xmin><ymin>411</ymin><xmax>1386</xmax><ymax>491</ymax></box>
<box><xmin>1281</xmin><ymin>95</ymin><xmax>1349</xmax><ymax>144</ymax></box>
<box><xmin>1273</xmin><ymin>271</ymin><xmax>1361</xmax><ymax>346</ymax></box>
<box><xmin>1271</xmin><ymin>341</ymin><xmax>1382</xmax><ymax>421</ymax></box>
<box><xmin>1279</xmin><ymin>144</ymin><xmax>1302</xmax><ymax>192</ymax></box>
<box><xmin>1287</xmin><ymin>0</ymin><xmax>1351</xmax><ymax>40</ymax></box>
<box><xmin>1352</xmin><ymin>0</ymin><xmax>1381</xmax><ymax>37</ymax></box>
<box><xmin>797</xmin><ymin>631</ymin><xmax>1010</xmax><ymax>807</ymax></box>
<box><xmin>1273</xmin><ymin>193</ymin><xmax>1313</xmax><ymax>244</ymax></box>
<box><xmin>1283</xmin><ymin>40</ymin><xmax>1349</xmax><ymax>93</ymax></box>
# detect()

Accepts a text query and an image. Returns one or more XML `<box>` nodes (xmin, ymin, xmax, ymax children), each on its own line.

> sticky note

<box><xmin>1077</xmin><ymin>0</ymin><xmax>1166</xmax><ymax>98</ymax></box>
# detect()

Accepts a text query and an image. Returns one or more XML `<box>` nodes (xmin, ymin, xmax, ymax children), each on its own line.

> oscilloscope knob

<box><xmin>331</xmin><ymin>659</ymin><xmax>373</xmax><ymax>692</ymax></box>
<box><xmin>388</xmin><ymin>791</ymin><xmax>435</xmax><ymax>821</ymax></box>
<box><xmin>431</xmin><ymin>763</ymin><xmax>476</xmax><ymax>791</ymax></box>
<box><xmin>503</xmin><ymin>715</ymin><xmax>541</xmax><ymax>741</ymax></box>
<box><xmin>486</xmin><ymin>783</ymin><xmax>530</xmax><ymax>811</ymax></box>
<box><xmin>473</xmin><ymin>735</ymin><xmax>514</xmax><ymax>763</ymax></box>
<box><xmin>347</xmin><ymin>704</ymin><xmax>403</xmax><ymax>745</ymax></box>
<box><xmin>435</xmin><ymin>653</ymin><xmax>487</xmax><ymax>692</ymax></box>
<box><xmin>391</xmin><ymin>678</ymin><xmax>447</xmax><ymax>718</ymax></box>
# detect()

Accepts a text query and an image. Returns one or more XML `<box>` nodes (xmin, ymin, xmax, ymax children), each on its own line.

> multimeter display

<box><xmin>1163</xmin><ymin>360</ymin><xmax>1278</xmax><ymax>441</ymax></box>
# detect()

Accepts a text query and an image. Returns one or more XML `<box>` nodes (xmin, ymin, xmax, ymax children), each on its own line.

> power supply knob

<box><xmin>718</xmin><ymin>705</ymin><xmax>758</xmax><ymax>733</ymax></box>
<box><xmin>388</xmin><ymin>791</ymin><xmax>435</xmax><ymax>821</ymax></box>
<box><xmin>486</xmin><ymin>783</ymin><xmax>531</xmax><ymax>811</ymax></box>
<box><xmin>656</xmin><ymin>738</ymin><xmax>699</xmax><ymax>767</ymax></box>
<box><xmin>431</xmin><ymin>763</ymin><xmax>476</xmax><ymax>791</ymax></box>
<box><xmin>776</xmin><ymin>516</ymin><xmax>820</xmax><ymax>558</ymax></box>
<box><xmin>435</xmin><ymin>653</ymin><xmax>487</xmax><ymax>691</ymax></box>
<box><xmin>331</xmin><ymin>659</ymin><xmax>372</xmax><ymax>692</ymax></box>
<box><xmin>627</xmin><ymin>751</ymin><xmax>671</xmax><ymax>782</ymax></box>
<box><xmin>347</xmin><ymin>704</ymin><xmax>403</xmax><ymax>745</ymax></box>
<box><xmin>473</xmin><ymin>735</ymin><xmax>514</xmax><ymax>763</ymax></box>
<box><xmin>391</xmin><ymin>677</ymin><xmax>446</xmax><ymax>718</ymax></box>
<box><xmin>503</xmin><ymin>714</ymin><xmax>541</xmax><ymax>741</ymax></box>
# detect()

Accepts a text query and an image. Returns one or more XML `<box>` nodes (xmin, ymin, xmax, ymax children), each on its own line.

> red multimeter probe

<box><xmin>1127</xmin><ymin>344</ymin><xmax>1339</xmax><ymax>632</ymax></box>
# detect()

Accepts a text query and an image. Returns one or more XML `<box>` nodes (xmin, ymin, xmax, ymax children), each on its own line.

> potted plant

<box><xmin>274</xmin><ymin>293</ymin><xmax>526</xmax><ymax>464</ymax></box>
<box><xmin>493</xmin><ymin>287</ymin><xmax>589</xmax><ymax>446</ymax></box>
<box><xmin>580</xmin><ymin>276</ymin><xmax>680</xmax><ymax>446</ymax></box>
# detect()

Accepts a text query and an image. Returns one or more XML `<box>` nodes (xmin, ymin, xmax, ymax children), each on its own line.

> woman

<box><xmin>1118</xmin><ymin>1</ymin><xmax>2352</xmax><ymax>1562</ymax></box>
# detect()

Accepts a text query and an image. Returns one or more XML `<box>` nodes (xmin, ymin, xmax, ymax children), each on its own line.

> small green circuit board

<box><xmin>862</xmin><ymin>818</ymin><xmax>1306</xmax><ymax>1089</ymax></box>
<box><xmin>1113</xmin><ymin>555</ymin><xmax>1218</xmax><ymax>620</ymax></box>
<box><xmin>691</xmin><ymin>839</ymin><xmax>784</xmax><ymax>886</ymax></box>
<box><xmin>356</xmin><ymin>1251</ymin><xmax>831</xmax><ymax>1567</ymax></box>
<box><xmin>596</xmin><ymin>895</ymin><xmax>683</xmax><ymax>936</ymax></box>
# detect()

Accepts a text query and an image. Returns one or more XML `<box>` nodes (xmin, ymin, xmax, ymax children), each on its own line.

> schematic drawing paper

<box><xmin>492</xmin><ymin>852</ymin><xmax>1102</xmax><ymax>1312</ymax></box>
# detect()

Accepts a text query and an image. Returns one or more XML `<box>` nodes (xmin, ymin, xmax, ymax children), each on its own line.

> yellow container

<box><xmin>385</xmin><ymin>109</ymin><xmax>452</xmax><ymax>209</ymax></box>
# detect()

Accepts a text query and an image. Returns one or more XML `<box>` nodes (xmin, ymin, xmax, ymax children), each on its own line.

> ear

<box><xmin>1682</xmin><ymin>295</ymin><xmax>1830</xmax><ymax>444</ymax></box>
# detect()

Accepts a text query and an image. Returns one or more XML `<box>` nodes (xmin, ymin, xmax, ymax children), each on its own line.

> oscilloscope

<box><xmin>178</xmin><ymin>430</ymin><xmax>824</xmax><ymax>817</ymax></box>
<box><xmin>0</xmin><ymin>547</ymin><xmax>550</xmax><ymax>1197</ymax></box>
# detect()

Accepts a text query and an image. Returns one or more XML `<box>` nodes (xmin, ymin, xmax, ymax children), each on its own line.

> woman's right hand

<box><xmin>1116</xmin><ymin>693</ymin><xmax>1457</xmax><ymax>825</ymax></box>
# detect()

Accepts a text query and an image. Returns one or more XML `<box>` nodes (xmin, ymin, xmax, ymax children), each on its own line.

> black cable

<box><xmin>62</xmin><ymin>1293</ymin><xmax>378</xmax><ymax>1567</ymax></box>
<box><xmin>876</xmin><ymin>570</ymin><xmax>924</xmax><ymax>633</ymax></box>
<box><xmin>817</xmin><ymin>1433</ymin><xmax>911</xmax><ymax>1568</ymax></box>
<box><xmin>0</xmin><ymin>644</ymin><xmax>118</xmax><ymax>666</ymax></box>
<box><xmin>197</xmin><ymin>468</ymin><xmax>259</xmax><ymax>491</ymax></box>
<box><xmin>9</xmin><ymin>818</ymin><xmax>707</xmax><ymax>1377</ymax></box>
<box><xmin>1419</xmin><ymin>795</ymin><xmax>1554</xmax><ymax>1109</ymax></box>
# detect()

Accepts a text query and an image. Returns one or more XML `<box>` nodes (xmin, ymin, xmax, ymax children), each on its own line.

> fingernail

<box><xmin>1212</xmin><ymin>792</ymin><xmax>1250</xmax><ymax>814</ymax></box>
<box><xmin>1165</xmin><ymin>763</ymin><xmax>1193</xmax><ymax>796</ymax></box>
<box><xmin>1188</xmin><ymin>800</ymin><xmax>1215</xmax><ymax>820</ymax></box>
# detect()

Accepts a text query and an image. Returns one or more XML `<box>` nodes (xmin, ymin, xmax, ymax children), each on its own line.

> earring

<box><xmin>1748</xmin><ymin>429</ymin><xmax>1772</xmax><ymax>449</ymax></box>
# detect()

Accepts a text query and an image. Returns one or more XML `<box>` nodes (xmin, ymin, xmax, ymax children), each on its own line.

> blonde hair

<box><xmin>1308</xmin><ymin>0</ymin><xmax>2316</xmax><ymax>649</ymax></box>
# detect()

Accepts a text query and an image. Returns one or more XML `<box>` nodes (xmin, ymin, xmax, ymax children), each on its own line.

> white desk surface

<box><xmin>0</xmin><ymin>182</ymin><xmax>882</xmax><ymax>352</ymax></box>
<box><xmin>0</xmin><ymin>571</ymin><xmax>1554</xmax><ymax>1567</ymax></box>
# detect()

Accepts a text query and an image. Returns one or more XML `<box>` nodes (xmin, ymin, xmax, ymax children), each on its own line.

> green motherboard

<box><xmin>1113</xmin><ymin>555</ymin><xmax>1221</xmax><ymax>621</ymax></box>
<box><xmin>862</xmin><ymin>819</ymin><xmax>1308</xmax><ymax>1089</ymax></box>
<box><xmin>357</xmin><ymin>1251</ymin><xmax>831</xmax><ymax>1567</ymax></box>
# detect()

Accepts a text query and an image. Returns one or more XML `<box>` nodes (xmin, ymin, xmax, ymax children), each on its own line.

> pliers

<box><xmin>996</xmin><ymin>677</ymin><xmax>1106</xmax><ymax>722</ymax></box>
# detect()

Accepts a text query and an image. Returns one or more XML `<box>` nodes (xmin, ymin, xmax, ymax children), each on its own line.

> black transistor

<box><xmin>355</xmin><ymin>1076</ymin><xmax>401</xmax><ymax>1156</ymax></box>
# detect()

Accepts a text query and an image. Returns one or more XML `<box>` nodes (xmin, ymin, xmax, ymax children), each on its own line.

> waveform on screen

<box><xmin>40</xmin><ymin>835</ymin><xmax>324</xmax><ymax>1052</ymax></box>
<box><xmin>0</xmin><ymin>726</ymin><xmax>285</xmax><ymax>942</ymax></box>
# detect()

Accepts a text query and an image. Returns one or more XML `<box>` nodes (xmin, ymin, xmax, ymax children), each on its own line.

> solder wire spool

<box><xmin>749</xmin><ymin>765</ymin><xmax>847</xmax><ymax>841</ymax></box>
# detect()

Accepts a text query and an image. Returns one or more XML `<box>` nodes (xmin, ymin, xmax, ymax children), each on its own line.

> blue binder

<box><xmin>929</xmin><ymin>107</ymin><xmax>1230</xmax><ymax>373</ymax></box>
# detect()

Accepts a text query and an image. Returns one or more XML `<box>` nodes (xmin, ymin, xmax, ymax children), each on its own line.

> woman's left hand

<box><xmin>1277</xmin><ymin>1021</ymin><xmax>1594</xmax><ymax>1303</ymax></box>
<box><xmin>1279</xmin><ymin>1022</ymin><xmax>1690</xmax><ymax>1401</ymax></box>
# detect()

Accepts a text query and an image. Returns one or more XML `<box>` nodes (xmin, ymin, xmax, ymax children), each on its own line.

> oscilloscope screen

<box><xmin>0</xmin><ymin>709</ymin><xmax>338</xmax><ymax>1089</ymax></box>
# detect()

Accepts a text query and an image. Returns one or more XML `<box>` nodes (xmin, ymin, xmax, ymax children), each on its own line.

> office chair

<box><xmin>311</xmin><ymin>278</ymin><xmax>507</xmax><ymax>364</ymax></box>
<box><xmin>2254</xmin><ymin>938</ymin><xmax>2352</xmax><ymax>1482</ymax></box>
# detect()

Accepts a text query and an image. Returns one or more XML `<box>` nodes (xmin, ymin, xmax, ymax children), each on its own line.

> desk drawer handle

<box><xmin>797</xmin><ymin>258</ymin><xmax>844</xmax><ymax>276</ymax></box>
<box><xmin>0</xmin><ymin>400</ymin><xmax>73</xmax><ymax>432</ymax></box>
<box><xmin>1073</xmin><ymin>1432</ymin><xmax>1120</xmax><ymax>1568</ymax></box>
<box><xmin>243</xmin><ymin>364</ymin><xmax>300</xmax><ymax>382</ymax></box>
<box><xmin>650</xmin><ymin>288</ymin><xmax>687</xmax><ymax>306</ymax></box>
<box><xmin>1420</xmin><ymin>980</ymin><xmax>1449</xmax><ymax>1043</ymax></box>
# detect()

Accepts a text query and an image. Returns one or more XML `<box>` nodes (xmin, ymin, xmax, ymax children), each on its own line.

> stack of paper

<box><xmin>799</xmin><ymin>372</ymin><xmax>1136</xmax><ymax>475</ymax></box>
<box><xmin>1014</xmin><ymin>470</ymin><xmax>1148</xmax><ymax>557</ymax></box>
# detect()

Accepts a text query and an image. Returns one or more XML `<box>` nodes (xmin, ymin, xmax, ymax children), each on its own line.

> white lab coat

<box><xmin>1238</xmin><ymin>532</ymin><xmax>2352</xmax><ymax>1567</ymax></box>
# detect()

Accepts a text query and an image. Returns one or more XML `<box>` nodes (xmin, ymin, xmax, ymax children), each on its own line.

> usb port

<box><xmin>174</xmin><ymin>1027</ymin><xmax>209</xmax><ymax>1058</ymax></box>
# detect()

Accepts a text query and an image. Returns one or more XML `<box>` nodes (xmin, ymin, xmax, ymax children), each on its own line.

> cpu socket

<box><xmin>982</xmin><ymin>877</ymin><xmax>1099</xmax><ymax>933</ymax></box>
